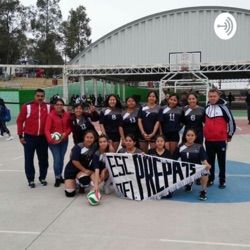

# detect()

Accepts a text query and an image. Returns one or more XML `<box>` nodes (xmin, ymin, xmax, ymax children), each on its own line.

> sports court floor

<box><xmin>0</xmin><ymin>117</ymin><xmax>249</xmax><ymax>250</ymax></box>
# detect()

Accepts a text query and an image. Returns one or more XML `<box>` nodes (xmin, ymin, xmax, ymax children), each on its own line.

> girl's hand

<box><xmin>92</xmin><ymin>185</ymin><xmax>99</xmax><ymax>192</ymax></box>
<box><xmin>121</xmin><ymin>138</ymin><xmax>126</xmax><ymax>147</ymax></box>
<box><xmin>205</xmin><ymin>163</ymin><xmax>211</xmax><ymax>170</ymax></box>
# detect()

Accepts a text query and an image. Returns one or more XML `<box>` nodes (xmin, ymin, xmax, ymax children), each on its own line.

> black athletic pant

<box><xmin>205</xmin><ymin>140</ymin><xmax>227</xmax><ymax>183</ymax></box>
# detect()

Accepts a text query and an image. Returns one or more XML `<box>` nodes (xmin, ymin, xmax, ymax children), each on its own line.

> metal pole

<box><xmin>93</xmin><ymin>78</ymin><xmax>97</xmax><ymax>104</ymax></box>
<box><xmin>80</xmin><ymin>76</ymin><xmax>85</xmax><ymax>96</ymax></box>
<box><xmin>62</xmin><ymin>66</ymin><xmax>68</xmax><ymax>104</ymax></box>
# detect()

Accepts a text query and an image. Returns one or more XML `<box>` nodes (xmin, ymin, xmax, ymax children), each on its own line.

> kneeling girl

<box><xmin>64</xmin><ymin>130</ymin><xmax>97</xmax><ymax>197</ymax></box>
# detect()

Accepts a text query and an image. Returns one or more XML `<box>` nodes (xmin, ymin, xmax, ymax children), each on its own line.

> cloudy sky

<box><xmin>20</xmin><ymin>0</ymin><xmax>250</xmax><ymax>42</ymax></box>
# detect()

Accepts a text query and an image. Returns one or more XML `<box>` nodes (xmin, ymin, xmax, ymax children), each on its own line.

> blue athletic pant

<box><xmin>205</xmin><ymin>140</ymin><xmax>227</xmax><ymax>182</ymax></box>
<box><xmin>23</xmin><ymin>134</ymin><xmax>49</xmax><ymax>182</ymax></box>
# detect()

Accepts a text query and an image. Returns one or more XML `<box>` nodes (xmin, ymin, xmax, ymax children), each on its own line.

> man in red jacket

<box><xmin>17</xmin><ymin>89</ymin><xmax>52</xmax><ymax>188</ymax></box>
<box><xmin>204</xmin><ymin>89</ymin><xmax>236</xmax><ymax>189</ymax></box>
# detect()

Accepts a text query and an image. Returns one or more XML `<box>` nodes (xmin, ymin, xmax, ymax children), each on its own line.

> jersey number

<box><xmin>169</xmin><ymin>113</ymin><xmax>175</xmax><ymax>121</ymax></box>
<box><xmin>129</xmin><ymin>117</ymin><xmax>136</xmax><ymax>123</ymax></box>
<box><xmin>190</xmin><ymin>115</ymin><xmax>196</xmax><ymax>121</ymax></box>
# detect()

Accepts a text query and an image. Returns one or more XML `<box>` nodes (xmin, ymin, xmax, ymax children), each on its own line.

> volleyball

<box><xmin>87</xmin><ymin>190</ymin><xmax>101</xmax><ymax>206</ymax></box>
<box><xmin>51</xmin><ymin>132</ymin><xmax>62</xmax><ymax>140</ymax></box>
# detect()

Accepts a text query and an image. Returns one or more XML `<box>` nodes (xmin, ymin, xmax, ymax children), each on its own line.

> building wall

<box><xmin>71</xmin><ymin>6</ymin><xmax>250</xmax><ymax>66</ymax></box>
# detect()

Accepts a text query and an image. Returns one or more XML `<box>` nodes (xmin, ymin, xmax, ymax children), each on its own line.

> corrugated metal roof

<box><xmin>70</xmin><ymin>6</ymin><xmax>250</xmax><ymax>67</ymax></box>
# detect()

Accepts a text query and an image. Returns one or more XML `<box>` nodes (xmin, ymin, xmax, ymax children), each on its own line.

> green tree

<box><xmin>61</xmin><ymin>5</ymin><xmax>91</xmax><ymax>60</ymax></box>
<box><xmin>0</xmin><ymin>0</ymin><xmax>31</xmax><ymax>64</ymax></box>
<box><xmin>31</xmin><ymin>0</ymin><xmax>63</xmax><ymax>64</ymax></box>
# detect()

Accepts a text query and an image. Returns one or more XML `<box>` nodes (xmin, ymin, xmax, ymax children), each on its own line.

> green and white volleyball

<box><xmin>87</xmin><ymin>191</ymin><xmax>101</xmax><ymax>206</ymax></box>
<box><xmin>51</xmin><ymin>132</ymin><xmax>62</xmax><ymax>140</ymax></box>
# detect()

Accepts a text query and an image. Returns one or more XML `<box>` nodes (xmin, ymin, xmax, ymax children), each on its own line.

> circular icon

<box><xmin>214</xmin><ymin>13</ymin><xmax>237</xmax><ymax>40</ymax></box>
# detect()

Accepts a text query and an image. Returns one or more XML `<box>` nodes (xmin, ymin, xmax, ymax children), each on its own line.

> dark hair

<box><xmin>181</xmin><ymin>128</ymin><xmax>197</xmax><ymax>144</ymax></box>
<box><xmin>104</xmin><ymin>94</ymin><xmax>123</xmax><ymax>109</ymax></box>
<box><xmin>0</xmin><ymin>98</ymin><xmax>6</xmax><ymax>108</ymax></box>
<box><xmin>169</xmin><ymin>93</ymin><xmax>180</xmax><ymax>106</ymax></box>
<box><xmin>169</xmin><ymin>93</ymin><xmax>179</xmax><ymax>100</ymax></box>
<box><xmin>125</xmin><ymin>133</ymin><xmax>140</xmax><ymax>148</ymax></box>
<box><xmin>147</xmin><ymin>91</ymin><xmax>158</xmax><ymax>103</ymax></box>
<box><xmin>83</xmin><ymin>130</ymin><xmax>98</xmax><ymax>141</ymax></box>
<box><xmin>98</xmin><ymin>134</ymin><xmax>109</xmax><ymax>142</ymax></box>
<box><xmin>155</xmin><ymin>134</ymin><xmax>166</xmax><ymax>142</ymax></box>
<box><xmin>54</xmin><ymin>98</ymin><xmax>65</xmax><ymax>105</ymax></box>
<box><xmin>209</xmin><ymin>88</ymin><xmax>219</xmax><ymax>94</ymax></box>
<box><xmin>125</xmin><ymin>95</ymin><xmax>137</xmax><ymax>103</ymax></box>
<box><xmin>187</xmin><ymin>92</ymin><xmax>199</xmax><ymax>104</ymax></box>
<box><xmin>98</xmin><ymin>134</ymin><xmax>110</xmax><ymax>152</ymax></box>
<box><xmin>35</xmin><ymin>89</ymin><xmax>45</xmax><ymax>94</ymax></box>
<box><xmin>187</xmin><ymin>92</ymin><xmax>198</xmax><ymax>100</ymax></box>
<box><xmin>73</xmin><ymin>103</ymin><xmax>84</xmax><ymax>109</ymax></box>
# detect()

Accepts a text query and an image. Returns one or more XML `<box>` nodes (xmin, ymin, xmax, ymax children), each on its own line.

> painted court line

<box><xmin>0</xmin><ymin>230</ymin><xmax>40</xmax><ymax>235</ymax></box>
<box><xmin>160</xmin><ymin>239</ymin><xmax>250</xmax><ymax>248</ymax></box>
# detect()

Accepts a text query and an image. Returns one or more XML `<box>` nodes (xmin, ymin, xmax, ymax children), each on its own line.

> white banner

<box><xmin>105</xmin><ymin>153</ymin><xmax>208</xmax><ymax>201</ymax></box>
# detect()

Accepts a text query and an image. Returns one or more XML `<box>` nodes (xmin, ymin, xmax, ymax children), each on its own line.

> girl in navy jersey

<box><xmin>92</xmin><ymin>134</ymin><xmax>115</xmax><ymax>194</ymax></box>
<box><xmin>159</xmin><ymin>93</ymin><xmax>184</xmax><ymax>155</ymax></box>
<box><xmin>147</xmin><ymin>134</ymin><xmax>172</xmax><ymax>198</ymax></box>
<box><xmin>70</xmin><ymin>103</ymin><xmax>99</xmax><ymax>144</ymax></box>
<box><xmin>182</xmin><ymin>93</ymin><xmax>205</xmax><ymax>144</ymax></box>
<box><xmin>118</xmin><ymin>134</ymin><xmax>142</xmax><ymax>154</ymax></box>
<box><xmin>138</xmin><ymin>91</ymin><xmax>161</xmax><ymax>153</ymax></box>
<box><xmin>173</xmin><ymin>128</ymin><xmax>211</xmax><ymax>200</ymax></box>
<box><xmin>64</xmin><ymin>130</ymin><xmax>97</xmax><ymax>197</ymax></box>
<box><xmin>147</xmin><ymin>135</ymin><xmax>171</xmax><ymax>159</ymax></box>
<box><xmin>120</xmin><ymin>96</ymin><xmax>139</xmax><ymax>147</ymax></box>
<box><xmin>99</xmin><ymin>94</ymin><xmax>123</xmax><ymax>152</ymax></box>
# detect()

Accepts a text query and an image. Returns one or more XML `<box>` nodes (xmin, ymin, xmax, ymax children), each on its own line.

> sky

<box><xmin>20</xmin><ymin>0</ymin><xmax>250</xmax><ymax>42</ymax></box>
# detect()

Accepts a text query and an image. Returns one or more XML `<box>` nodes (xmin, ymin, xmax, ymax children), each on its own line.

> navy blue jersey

<box><xmin>147</xmin><ymin>148</ymin><xmax>172</xmax><ymax>159</ymax></box>
<box><xmin>183</xmin><ymin>106</ymin><xmax>204</xmax><ymax>131</ymax></box>
<box><xmin>173</xmin><ymin>143</ymin><xmax>207</xmax><ymax>165</ymax></box>
<box><xmin>138</xmin><ymin>104</ymin><xmax>161</xmax><ymax>134</ymax></box>
<box><xmin>70</xmin><ymin>112</ymin><xmax>99</xmax><ymax>144</ymax></box>
<box><xmin>92</xmin><ymin>149</ymin><xmax>106</xmax><ymax>171</ymax></box>
<box><xmin>99</xmin><ymin>108</ymin><xmax>122</xmax><ymax>134</ymax></box>
<box><xmin>159</xmin><ymin>105</ymin><xmax>184</xmax><ymax>134</ymax></box>
<box><xmin>70</xmin><ymin>142</ymin><xmax>97</xmax><ymax>171</ymax></box>
<box><xmin>121</xmin><ymin>108</ymin><xmax>139</xmax><ymax>136</ymax></box>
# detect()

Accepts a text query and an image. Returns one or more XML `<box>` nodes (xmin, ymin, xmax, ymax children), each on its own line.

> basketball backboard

<box><xmin>169</xmin><ymin>51</ymin><xmax>201</xmax><ymax>71</ymax></box>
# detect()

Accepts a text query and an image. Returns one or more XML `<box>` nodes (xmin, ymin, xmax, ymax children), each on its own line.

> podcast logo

<box><xmin>214</xmin><ymin>13</ymin><xmax>237</xmax><ymax>40</ymax></box>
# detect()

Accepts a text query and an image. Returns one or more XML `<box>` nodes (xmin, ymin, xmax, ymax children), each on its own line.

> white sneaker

<box><xmin>103</xmin><ymin>181</ymin><xmax>111</xmax><ymax>195</ymax></box>
<box><xmin>6</xmin><ymin>136</ymin><xmax>14</xmax><ymax>141</ymax></box>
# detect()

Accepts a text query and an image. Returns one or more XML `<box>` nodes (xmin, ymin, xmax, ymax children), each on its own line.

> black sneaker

<box><xmin>28</xmin><ymin>181</ymin><xmax>35</xmax><ymax>188</ymax></box>
<box><xmin>54</xmin><ymin>179</ymin><xmax>61</xmax><ymax>187</ymax></box>
<box><xmin>185</xmin><ymin>184</ymin><xmax>192</xmax><ymax>192</ymax></box>
<box><xmin>219</xmin><ymin>181</ymin><xmax>226</xmax><ymax>189</ymax></box>
<box><xmin>60</xmin><ymin>177</ymin><xmax>65</xmax><ymax>183</ymax></box>
<box><xmin>207</xmin><ymin>180</ymin><xmax>214</xmax><ymax>187</ymax></box>
<box><xmin>79</xmin><ymin>185</ymin><xmax>85</xmax><ymax>194</ymax></box>
<box><xmin>162</xmin><ymin>193</ymin><xmax>173</xmax><ymax>199</ymax></box>
<box><xmin>39</xmin><ymin>178</ymin><xmax>47</xmax><ymax>186</ymax></box>
<box><xmin>199</xmin><ymin>190</ymin><xmax>207</xmax><ymax>200</ymax></box>
<box><xmin>195</xmin><ymin>178</ymin><xmax>201</xmax><ymax>185</ymax></box>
